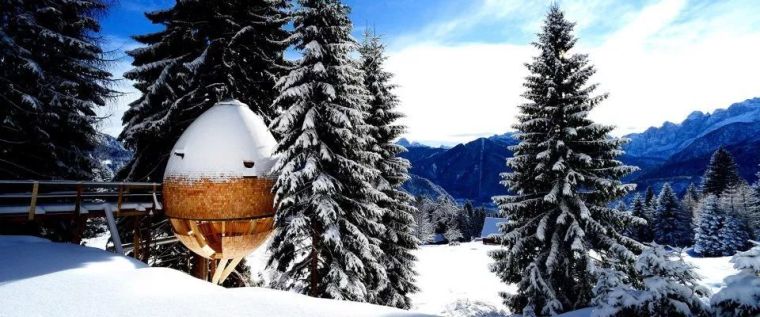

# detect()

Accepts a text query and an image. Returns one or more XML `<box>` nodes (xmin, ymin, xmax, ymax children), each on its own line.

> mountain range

<box><xmin>401</xmin><ymin>98</ymin><xmax>760</xmax><ymax>205</ymax></box>
<box><xmin>94</xmin><ymin>98</ymin><xmax>760</xmax><ymax>206</ymax></box>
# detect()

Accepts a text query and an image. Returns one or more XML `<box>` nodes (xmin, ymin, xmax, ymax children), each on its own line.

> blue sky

<box><xmin>98</xmin><ymin>0</ymin><xmax>760</xmax><ymax>146</ymax></box>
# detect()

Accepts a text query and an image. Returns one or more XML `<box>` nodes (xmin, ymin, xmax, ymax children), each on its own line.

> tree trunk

<box><xmin>309</xmin><ymin>223</ymin><xmax>319</xmax><ymax>297</ymax></box>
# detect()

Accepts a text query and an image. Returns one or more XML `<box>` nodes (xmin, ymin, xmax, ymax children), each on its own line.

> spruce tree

<box><xmin>119</xmin><ymin>0</ymin><xmax>289</xmax><ymax>181</ymax></box>
<box><xmin>682</xmin><ymin>183</ymin><xmax>701</xmax><ymax>221</ymax></box>
<box><xmin>711</xmin><ymin>242</ymin><xmax>760</xmax><ymax>316</ymax></box>
<box><xmin>702</xmin><ymin>147</ymin><xmax>742</xmax><ymax>197</ymax></box>
<box><xmin>644</xmin><ymin>186</ymin><xmax>656</xmax><ymax>207</ymax></box>
<box><xmin>653</xmin><ymin>183</ymin><xmax>692</xmax><ymax>247</ymax></box>
<box><xmin>489</xmin><ymin>5</ymin><xmax>639</xmax><ymax>316</ymax></box>
<box><xmin>266</xmin><ymin>0</ymin><xmax>385</xmax><ymax>302</ymax></box>
<box><xmin>0</xmin><ymin>0</ymin><xmax>114</xmax><ymax>179</ymax></box>
<box><xmin>693</xmin><ymin>195</ymin><xmax>725</xmax><ymax>256</ymax></box>
<box><xmin>626</xmin><ymin>194</ymin><xmax>654</xmax><ymax>242</ymax></box>
<box><xmin>720</xmin><ymin>185</ymin><xmax>754</xmax><ymax>253</ymax></box>
<box><xmin>358</xmin><ymin>29</ymin><xmax>419</xmax><ymax>309</ymax></box>
<box><xmin>722</xmin><ymin>184</ymin><xmax>760</xmax><ymax>240</ymax></box>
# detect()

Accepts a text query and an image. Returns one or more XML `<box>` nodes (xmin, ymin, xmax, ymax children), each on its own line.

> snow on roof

<box><xmin>164</xmin><ymin>100</ymin><xmax>277</xmax><ymax>180</ymax></box>
<box><xmin>480</xmin><ymin>217</ymin><xmax>507</xmax><ymax>238</ymax></box>
<box><xmin>0</xmin><ymin>236</ymin><xmax>431</xmax><ymax>317</ymax></box>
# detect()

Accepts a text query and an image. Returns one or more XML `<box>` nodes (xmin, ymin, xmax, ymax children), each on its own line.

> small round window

<box><xmin>243</xmin><ymin>160</ymin><xmax>255</xmax><ymax>168</ymax></box>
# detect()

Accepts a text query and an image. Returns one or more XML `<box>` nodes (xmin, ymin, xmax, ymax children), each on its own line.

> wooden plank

<box><xmin>27</xmin><ymin>182</ymin><xmax>39</xmax><ymax>221</ymax></box>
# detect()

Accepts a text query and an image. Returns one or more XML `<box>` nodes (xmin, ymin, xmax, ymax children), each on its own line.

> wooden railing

<box><xmin>0</xmin><ymin>180</ymin><xmax>162</xmax><ymax>220</ymax></box>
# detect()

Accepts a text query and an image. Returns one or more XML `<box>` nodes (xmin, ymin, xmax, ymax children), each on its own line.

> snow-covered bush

<box><xmin>711</xmin><ymin>242</ymin><xmax>760</xmax><ymax>317</ymax></box>
<box><xmin>593</xmin><ymin>244</ymin><xmax>711</xmax><ymax>317</ymax></box>
<box><xmin>444</xmin><ymin>228</ymin><xmax>463</xmax><ymax>245</ymax></box>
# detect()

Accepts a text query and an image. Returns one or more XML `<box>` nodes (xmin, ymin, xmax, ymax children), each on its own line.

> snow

<box><xmin>409</xmin><ymin>242</ymin><xmax>515</xmax><ymax>316</ymax></box>
<box><xmin>0</xmin><ymin>236</ymin><xmax>432</xmax><ymax>317</ymax></box>
<box><xmin>77</xmin><ymin>234</ymin><xmax>742</xmax><ymax>317</ymax></box>
<box><xmin>684</xmin><ymin>252</ymin><xmax>738</xmax><ymax>293</ymax></box>
<box><xmin>164</xmin><ymin>100</ymin><xmax>277</xmax><ymax>180</ymax></box>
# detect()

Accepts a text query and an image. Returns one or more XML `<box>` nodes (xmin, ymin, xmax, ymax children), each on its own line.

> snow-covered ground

<box><xmin>0</xmin><ymin>236</ymin><xmax>432</xmax><ymax>317</ymax></box>
<box><xmin>80</xmin><ymin>235</ymin><xmax>739</xmax><ymax>317</ymax></box>
<box><xmin>410</xmin><ymin>242</ymin><xmax>515</xmax><ymax>317</ymax></box>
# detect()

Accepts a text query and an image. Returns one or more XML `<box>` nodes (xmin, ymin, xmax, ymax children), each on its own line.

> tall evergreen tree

<box><xmin>0</xmin><ymin>0</ymin><xmax>115</xmax><ymax>179</ymax></box>
<box><xmin>358</xmin><ymin>29</ymin><xmax>419</xmax><ymax>309</ymax></box>
<box><xmin>489</xmin><ymin>5</ymin><xmax>639</xmax><ymax>316</ymax></box>
<box><xmin>702</xmin><ymin>147</ymin><xmax>742</xmax><ymax>197</ymax></box>
<box><xmin>266</xmin><ymin>0</ymin><xmax>386</xmax><ymax>302</ymax></box>
<box><xmin>682</xmin><ymin>183</ymin><xmax>701</xmax><ymax>223</ymax></box>
<box><xmin>653</xmin><ymin>183</ymin><xmax>692</xmax><ymax>247</ymax></box>
<box><xmin>119</xmin><ymin>0</ymin><xmax>289</xmax><ymax>181</ymax></box>
<box><xmin>719</xmin><ymin>186</ymin><xmax>753</xmax><ymax>254</ymax></box>
<box><xmin>722</xmin><ymin>184</ymin><xmax>760</xmax><ymax>240</ymax></box>
<box><xmin>626</xmin><ymin>194</ymin><xmax>654</xmax><ymax>242</ymax></box>
<box><xmin>644</xmin><ymin>186</ymin><xmax>656</xmax><ymax>207</ymax></box>
<box><xmin>693</xmin><ymin>195</ymin><xmax>725</xmax><ymax>256</ymax></box>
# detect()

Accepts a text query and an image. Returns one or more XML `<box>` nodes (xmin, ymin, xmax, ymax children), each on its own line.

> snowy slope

<box><xmin>410</xmin><ymin>243</ymin><xmax>515</xmax><ymax>317</ymax></box>
<box><xmin>0</xmin><ymin>236</ymin><xmax>433</xmax><ymax>317</ymax></box>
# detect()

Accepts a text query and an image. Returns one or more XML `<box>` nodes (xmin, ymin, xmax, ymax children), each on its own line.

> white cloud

<box><xmin>388</xmin><ymin>0</ymin><xmax>760</xmax><ymax>145</ymax></box>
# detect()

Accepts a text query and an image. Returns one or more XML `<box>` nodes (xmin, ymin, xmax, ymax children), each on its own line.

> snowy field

<box><xmin>0</xmin><ymin>236</ymin><xmax>432</xmax><ymax>317</ymax></box>
<box><xmin>77</xmin><ymin>236</ymin><xmax>738</xmax><ymax>317</ymax></box>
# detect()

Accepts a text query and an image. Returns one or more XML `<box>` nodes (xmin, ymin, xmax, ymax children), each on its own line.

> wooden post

<box><xmin>192</xmin><ymin>254</ymin><xmax>209</xmax><ymax>281</ymax></box>
<box><xmin>116</xmin><ymin>185</ymin><xmax>123</xmax><ymax>217</ymax></box>
<box><xmin>72</xmin><ymin>183</ymin><xmax>85</xmax><ymax>244</ymax></box>
<box><xmin>27</xmin><ymin>181</ymin><xmax>39</xmax><ymax>221</ymax></box>
<box><xmin>132</xmin><ymin>217</ymin><xmax>142</xmax><ymax>260</ymax></box>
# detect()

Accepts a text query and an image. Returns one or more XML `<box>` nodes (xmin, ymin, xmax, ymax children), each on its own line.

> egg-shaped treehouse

<box><xmin>162</xmin><ymin>100</ymin><xmax>277</xmax><ymax>283</ymax></box>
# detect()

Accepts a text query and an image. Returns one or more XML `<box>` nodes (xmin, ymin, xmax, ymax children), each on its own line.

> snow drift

<box><xmin>0</xmin><ymin>236</ymin><xmax>432</xmax><ymax>317</ymax></box>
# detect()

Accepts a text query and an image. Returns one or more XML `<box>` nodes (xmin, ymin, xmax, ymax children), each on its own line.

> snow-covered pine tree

<box><xmin>489</xmin><ymin>5</ymin><xmax>640</xmax><ymax>316</ymax></box>
<box><xmin>119</xmin><ymin>0</ymin><xmax>289</xmax><ymax>181</ymax></box>
<box><xmin>358</xmin><ymin>29</ymin><xmax>419</xmax><ymax>309</ymax></box>
<box><xmin>711</xmin><ymin>241</ymin><xmax>760</xmax><ymax>317</ymax></box>
<box><xmin>694</xmin><ymin>195</ymin><xmax>726</xmax><ymax>256</ymax></box>
<box><xmin>266</xmin><ymin>0</ymin><xmax>386</xmax><ymax>302</ymax></box>
<box><xmin>593</xmin><ymin>244</ymin><xmax>711</xmax><ymax>317</ymax></box>
<box><xmin>719</xmin><ymin>185</ymin><xmax>754</xmax><ymax>254</ymax></box>
<box><xmin>0</xmin><ymin>0</ymin><xmax>115</xmax><ymax>179</ymax></box>
<box><xmin>702</xmin><ymin>147</ymin><xmax>742</xmax><ymax>197</ymax></box>
<box><xmin>644</xmin><ymin>186</ymin><xmax>656</xmax><ymax>208</ymax></box>
<box><xmin>722</xmin><ymin>183</ymin><xmax>760</xmax><ymax>240</ymax></box>
<box><xmin>653</xmin><ymin>183</ymin><xmax>692</xmax><ymax>247</ymax></box>
<box><xmin>626</xmin><ymin>194</ymin><xmax>654</xmax><ymax>242</ymax></box>
<box><xmin>412</xmin><ymin>197</ymin><xmax>436</xmax><ymax>244</ymax></box>
<box><xmin>682</xmin><ymin>183</ymin><xmax>701</xmax><ymax>222</ymax></box>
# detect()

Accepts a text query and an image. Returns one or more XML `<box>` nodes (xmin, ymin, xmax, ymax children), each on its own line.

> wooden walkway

<box><xmin>0</xmin><ymin>180</ymin><xmax>165</xmax><ymax>256</ymax></box>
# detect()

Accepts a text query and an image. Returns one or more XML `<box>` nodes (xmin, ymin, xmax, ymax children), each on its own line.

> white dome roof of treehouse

<box><xmin>164</xmin><ymin>100</ymin><xmax>277</xmax><ymax>180</ymax></box>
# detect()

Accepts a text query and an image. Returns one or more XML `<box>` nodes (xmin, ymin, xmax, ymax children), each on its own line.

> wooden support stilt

<box><xmin>211</xmin><ymin>258</ymin><xmax>230</xmax><ymax>284</ymax></box>
<box><xmin>104</xmin><ymin>204</ymin><xmax>124</xmax><ymax>254</ymax></box>
<box><xmin>217</xmin><ymin>257</ymin><xmax>243</xmax><ymax>285</ymax></box>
